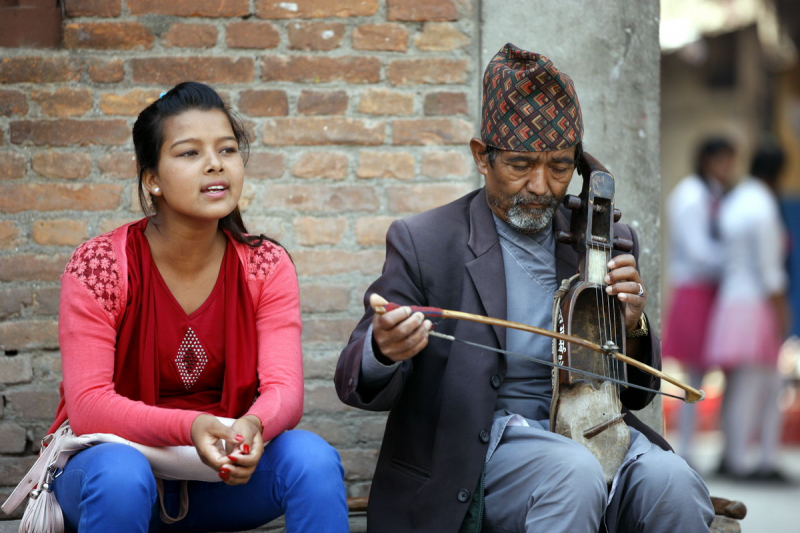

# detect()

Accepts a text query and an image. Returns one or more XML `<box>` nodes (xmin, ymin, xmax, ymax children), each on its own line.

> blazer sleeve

<box><xmin>245</xmin><ymin>249</ymin><xmax>304</xmax><ymax>442</ymax></box>
<box><xmin>618</xmin><ymin>224</ymin><xmax>662</xmax><ymax>411</ymax></box>
<box><xmin>334</xmin><ymin>220</ymin><xmax>424</xmax><ymax>411</ymax></box>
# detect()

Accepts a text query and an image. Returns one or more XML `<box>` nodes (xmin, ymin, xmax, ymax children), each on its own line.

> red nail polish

<box><xmin>227</xmin><ymin>455</ymin><xmax>237</xmax><ymax>463</ymax></box>
<box><xmin>218</xmin><ymin>472</ymin><xmax>229</xmax><ymax>480</ymax></box>
<box><xmin>243</xmin><ymin>444</ymin><xmax>250</xmax><ymax>454</ymax></box>
<box><xmin>235</xmin><ymin>434</ymin><xmax>244</xmax><ymax>442</ymax></box>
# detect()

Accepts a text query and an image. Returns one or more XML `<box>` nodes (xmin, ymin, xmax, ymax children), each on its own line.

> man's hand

<box><xmin>604</xmin><ymin>254</ymin><xmax>646</xmax><ymax>332</ymax></box>
<box><xmin>372</xmin><ymin>305</ymin><xmax>433</xmax><ymax>363</ymax></box>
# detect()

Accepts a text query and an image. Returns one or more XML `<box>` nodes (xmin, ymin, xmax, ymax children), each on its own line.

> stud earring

<box><xmin>153</xmin><ymin>187</ymin><xmax>160</xmax><ymax>194</ymax></box>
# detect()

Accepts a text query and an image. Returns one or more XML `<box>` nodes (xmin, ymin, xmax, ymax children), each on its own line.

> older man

<box><xmin>335</xmin><ymin>44</ymin><xmax>713</xmax><ymax>533</ymax></box>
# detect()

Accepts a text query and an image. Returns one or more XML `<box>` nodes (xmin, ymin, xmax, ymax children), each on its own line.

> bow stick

<box><xmin>370</xmin><ymin>294</ymin><xmax>705</xmax><ymax>404</ymax></box>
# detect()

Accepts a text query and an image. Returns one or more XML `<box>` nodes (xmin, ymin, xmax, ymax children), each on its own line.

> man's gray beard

<box><xmin>494</xmin><ymin>192</ymin><xmax>559</xmax><ymax>233</ymax></box>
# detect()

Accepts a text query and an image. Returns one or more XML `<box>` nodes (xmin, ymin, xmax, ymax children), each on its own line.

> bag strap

<box><xmin>156</xmin><ymin>479</ymin><xmax>190</xmax><ymax>524</ymax></box>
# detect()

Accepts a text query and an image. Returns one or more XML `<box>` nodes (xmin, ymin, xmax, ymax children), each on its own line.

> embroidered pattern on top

<box><xmin>65</xmin><ymin>235</ymin><xmax>122</xmax><ymax>318</ymax></box>
<box><xmin>176</xmin><ymin>327</ymin><xmax>208</xmax><ymax>389</ymax></box>
<box><xmin>247</xmin><ymin>241</ymin><xmax>282</xmax><ymax>281</ymax></box>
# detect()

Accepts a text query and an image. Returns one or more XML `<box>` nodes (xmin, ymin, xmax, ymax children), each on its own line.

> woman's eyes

<box><xmin>178</xmin><ymin>147</ymin><xmax>237</xmax><ymax>157</ymax></box>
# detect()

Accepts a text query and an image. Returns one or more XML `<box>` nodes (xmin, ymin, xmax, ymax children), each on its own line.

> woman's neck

<box><xmin>144</xmin><ymin>213</ymin><xmax>226</xmax><ymax>274</ymax></box>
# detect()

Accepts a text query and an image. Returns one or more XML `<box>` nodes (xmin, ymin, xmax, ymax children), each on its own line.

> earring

<box><xmin>153</xmin><ymin>187</ymin><xmax>160</xmax><ymax>194</ymax></box>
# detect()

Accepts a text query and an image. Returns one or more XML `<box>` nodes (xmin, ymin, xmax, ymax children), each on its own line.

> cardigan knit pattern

<box><xmin>52</xmin><ymin>220</ymin><xmax>303</xmax><ymax>448</ymax></box>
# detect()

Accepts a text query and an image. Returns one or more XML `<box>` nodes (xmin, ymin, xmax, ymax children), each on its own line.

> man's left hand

<box><xmin>604</xmin><ymin>254</ymin><xmax>646</xmax><ymax>332</ymax></box>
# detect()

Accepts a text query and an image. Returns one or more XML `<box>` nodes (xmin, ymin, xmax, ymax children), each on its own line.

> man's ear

<box><xmin>469</xmin><ymin>138</ymin><xmax>490</xmax><ymax>178</ymax></box>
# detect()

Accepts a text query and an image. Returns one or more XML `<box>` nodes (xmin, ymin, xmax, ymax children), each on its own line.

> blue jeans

<box><xmin>53</xmin><ymin>430</ymin><xmax>349</xmax><ymax>533</ymax></box>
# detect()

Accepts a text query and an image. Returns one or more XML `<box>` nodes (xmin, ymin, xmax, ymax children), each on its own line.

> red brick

<box><xmin>288</xmin><ymin>21</ymin><xmax>345</xmax><ymax>51</ymax></box>
<box><xmin>129</xmin><ymin>0</ymin><xmax>249</xmax><ymax>17</ymax></box>
<box><xmin>64</xmin><ymin>22</ymin><xmax>154</xmax><ymax>50</ymax></box>
<box><xmin>298</xmin><ymin>90</ymin><xmax>348</xmax><ymax>116</ymax></box>
<box><xmin>245</xmin><ymin>152</ymin><xmax>285</xmax><ymax>179</ymax></box>
<box><xmin>392</xmin><ymin>118</ymin><xmax>473</xmax><ymax>145</ymax></box>
<box><xmin>303</xmin><ymin>382</ymin><xmax>354</xmax><ymax>412</ymax></box>
<box><xmin>163</xmin><ymin>23</ymin><xmax>218</xmax><ymax>48</ymax></box>
<box><xmin>66</xmin><ymin>0</ymin><xmax>122</xmax><ymax>16</ymax></box>
<box><xmin>0</xmin><ymin>422</ymin><xmax>27</xmax><ymax>453</ymax></box>
<box><xmin>262</xmin><ymin>185</ymin><xmax>378</xmax><ymax>213</ymax></box>
<box><xmin>424</xmin><ymin>91</ymin><xmax>468</xmax><ymax>116</ymax></box>
<box><xmin>238</xmin><ymin>90</ymin><xmax>288</xmax><ymax>117</ymax></box>
<box><xmin>422</xmin><ymin>150</ymin><xmax>472</xmax><ymax>178</ymax></box>
<box><xmin>358</xmin><ymin>89</ymin><xmax>414</xmax><ymax>116</ymax></box>
<box><xmin>388</xmin><ymin>0</ymin><xmax>458</xmax><ymax>21</ymax></box>
<box><xmin>30</xmin><ymin>88</ymin><xmax>93</xmax><ymax>118</ymax></box>
<box><xmin>357</xmin><ymin>151</ymin><xmax>414</xmax><ymax>180</ymax></box>
<box><xmin>0</xmin><ymin>254</ymin><xmax>70</xmax><ymax>282</ymax></box>
<box><xmin>4</xmin><ymin>390</ymin><xmax>61</xmax><ymax>420</ymax></box>
<box><xmin>34</xmin><ymin>287</ymin><xmax>61</xmax><ymax>316</ymax></box>
<box><xmin>0</xmin><ymin>456</ymin><xmax>37</xmax><ymax>487</ymax></box>
<box><xmin>296</xmin><ymin>418</ymin><xmax>350</xmax><ymax>445</ymax></box>
<box><xmin>0</xmin><ymin>183</ymin><xmax>122</xmax><ymax>213</ymax></box>
<box><xmin>0</xmin><ymin>221</ymin><xmax>21</xmax><ymax>249</ymax></box>
<box><xmin>262</xmin><ymin>55</ymin><xmax>380</xmax><ymax>84</ymax></box>
<box><xmin>99</xmin><ymin>152</ymin><xmax>136</xmax><ymax>179</ymax></box>
<box><xmin>132</xmin><ymin>58</ymin><xmax>254</xmax><ymax>85</ymax></box>
<box><xmin>33</xmin><ymin>220</ymin><xmax>89</xmax><ymax>246</ymax></box>
<box><xmin>0</xmin><ymin>288</ymin><xmax>32</xmax><ymax>320</ymax></box>
<box><xmin>0</xmin><ymin>320</ymin><xmax>59</xmax><ymax>351</ymax></box>
<box><xmin>386</xmin><ymin>183</ymin><xmax>471</xmax><ymax>213</ymax></box>
<box><xmin>31</xmin><ymin>152</ymin><xmax>92</xmax><ymax>180</ymax></box>
<box><xmin>414</xmin><ymin>22</ymin><xmax>469</xmax><ymax>51</ymax></box>
<box><xmin>0</xmin><ymin>356</ymin><xmax>32</xmax><ymax>385</ymax></box>
<box><xmin>339</xmin><ymin>449</ymin><xmax>379</xmax><ymax>480</ymax></box>
<box><xmin>353</xmin><ymin>23</ymin><xmax>408</xmax><ymax>52</ymax></box>
<box><xmin>356</xmin><ymin>216</ymin><xmax>396</xmax><ymax>245</ymax></box>
<box><xmin>263</xmin><ymin>118</ymin><xmax>384</xmax><ymax>146</ymax></box>
<box><xmin>387</xmin><ymin>59</ymin><xmax>468</xmax><ymax>85</ymax></box>
<box><xmin>294</xmin><ymin>250</ymin><xmax>383</xmax><ymax>277</ymax></box>
<box><xmin>302</xmin><ymin>352</ymin><xmax>339</xmax><ymax>379</ymax></box>
<box><xmin>256</xmin><ymin>0</ymin><xmax>378</xmax><ymax>18</ymax></box>
<box><xmin>0</xmin><ymin>91</ymin><xmax>27</xmax><ymax>116</ymax></box>
<box><xmin>11</xmin><ymin>120</ymin><xmax>128</xmax><ymax>147</ymax></box>
<box><xmin>0</xmin><ymin>57</ymin><xmax>80</xmax><ymax>84</ymax></box>
<box><xmin>99</xmin><ymin>89</ymin><xmax>160</xmax><ymax>116</ymax></box>
<box><xmin>294</xmin><ymin>217</ymin><xmax>347</xmax><ymax>246</ymax></box>
<box><xmin>226</xmin><ymin>21</ymin><xmax>280</xmax><ymax>49</ymax></box>
<box><xmin>299</xmin><ymin>284</ymin><xmax>350</xmax><ymax>313</ymax></box>
<box><xmin>86</xmin><ymin>58</ymin><xmax>125</xmax><ymax>83</ymax></box>
<box><xmin>0</xmin><ymin>152</ymin><xmax>25</xmax><ymax>180</ymax></box>
<box><xmin>303</xmin><ymin>318</ymin><xmax>359</xmax><ymax>345</ymax></box>
<box><xmin>291</xmin><ymin>151</ymin><xmax>349</xmax><ymax>179</ymax></box>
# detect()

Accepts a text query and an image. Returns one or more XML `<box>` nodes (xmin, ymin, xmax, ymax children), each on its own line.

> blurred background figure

<box><xmin>706</xmin><ymin>140</ymin><xmax>791</xmax><ymax>481</ymax></box>
<box><xmin>664</xmin><ymin>138</ymin><xmax>737</xmax><ymax>465</ymax></box>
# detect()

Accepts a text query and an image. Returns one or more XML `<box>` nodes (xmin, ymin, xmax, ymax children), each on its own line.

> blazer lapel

<box><xmin>465</xmin><ymin>189</ymin><xmax>507</xmax><ymax>349</ymax></box>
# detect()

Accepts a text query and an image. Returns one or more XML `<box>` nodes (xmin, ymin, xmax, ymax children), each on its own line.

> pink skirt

<box><xmin>662</xmin><ymin>284</ymin><xmax>717</xmax><ymax>370</ymax></box>
<box><xmin>705</xmin><ymin>299</ymin><xmax>783</xmax><ymax>369</ymax></box>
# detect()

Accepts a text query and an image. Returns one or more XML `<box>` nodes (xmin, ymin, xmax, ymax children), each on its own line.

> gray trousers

<box><xmin>483</xmin><ymin>418</ymin><xmax>714</xmax><ymax>533</ymax></box>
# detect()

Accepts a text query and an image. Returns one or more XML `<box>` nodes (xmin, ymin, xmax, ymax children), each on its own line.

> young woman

<box><xmin>48</xmin><ymin>82</ymin><xmax>349</xmax><ymax>532</ymax></box>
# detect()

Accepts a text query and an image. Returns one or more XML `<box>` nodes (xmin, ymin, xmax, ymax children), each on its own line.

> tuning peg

<box><xmin>563</xmin><ymin>194</ymin><xmax>582</xmax><ymax>211</ymax></box>
<box><xmin>613</xmin><ymin>237</ymin><xmax>633</xmax><ymax>252</ymax></box>
<box><xmin>613</xmin><ymin>208</ymin><xmax>621</xmax><ymax>222</ymax></box>
<box><xmin>555</xmin><ymin>230</ymin><xmax>575</xmax><ymax>244</ymax></box>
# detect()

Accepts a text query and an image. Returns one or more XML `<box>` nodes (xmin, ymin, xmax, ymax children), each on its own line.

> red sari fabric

<box><xmin>114</xmin><ymin>219</ymin><xmax>259</xmax><ymax>417</ymax></box>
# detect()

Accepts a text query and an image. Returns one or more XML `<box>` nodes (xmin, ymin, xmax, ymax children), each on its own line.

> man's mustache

<box><xmin>509</xmin><ymin>193</ymin><xmax>559</xmax><ymax>208</ymax></box>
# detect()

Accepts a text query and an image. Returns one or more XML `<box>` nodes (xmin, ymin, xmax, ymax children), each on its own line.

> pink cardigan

<box><xmin>55</xmin><ymin>221</ymin><xmax>304</xmax><ymax>447</ymax></box>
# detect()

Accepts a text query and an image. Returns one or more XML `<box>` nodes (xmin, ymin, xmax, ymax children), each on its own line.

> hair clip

<box><xmin>159</xmin><ymin>91</ymin><xmax>167</xmax><ymax>99</ymax></box>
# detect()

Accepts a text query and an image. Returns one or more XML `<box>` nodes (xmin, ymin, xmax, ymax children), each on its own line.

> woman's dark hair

<box><xmin>750</xmin><ymin>141</ymin><xmax>785</xmax><ymax>189</ymax></box>
<box><xmin>694</xmin><ymin>137</ymin><xmax>735</xmax><ymax>181</ymax></box>
<box><xmin>132</xmin><ymin>81</ymin><xmax>270</xmax><ymax>249</ymax></box>
<box><xmin>480</xmin><ymin>141</ymin><xmax>584</xmax><ymax>170</ymax></box>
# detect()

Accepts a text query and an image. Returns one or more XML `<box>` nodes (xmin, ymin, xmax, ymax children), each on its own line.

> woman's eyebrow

<box><xmin>170</xmin><ymin>136</ymin><xmax>237</xmax><ymax>149</ymax></box>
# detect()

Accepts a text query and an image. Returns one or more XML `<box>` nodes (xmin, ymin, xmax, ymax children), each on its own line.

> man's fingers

<box><xmin>605</xmin><ymin>281</ymin><xmax>645</xmax><ymax>296</ymax></box>
<box><xmin>604</xmin><ymin>266</ymin><xmax>640</xmax><ymax>285</ymax></box>
<box><xmin>375</xmin><ymin>306</ymin><xmax>414</xmax><ymax>330</ymax></box>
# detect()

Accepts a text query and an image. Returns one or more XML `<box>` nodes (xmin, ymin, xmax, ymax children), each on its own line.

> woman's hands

<box><xmin>191</xmin><ymin>413</ymin><xmax>264</xmax><ymax>485</ymax></box>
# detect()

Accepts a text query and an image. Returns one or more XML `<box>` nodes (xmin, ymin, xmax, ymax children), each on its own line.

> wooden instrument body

<box><xmin>550</xmin><ymin>154</ymin><xmax>631</xmax><ymax>483</ymax></box>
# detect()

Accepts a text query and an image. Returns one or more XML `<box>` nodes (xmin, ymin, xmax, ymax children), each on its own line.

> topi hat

<box><xmin>481</xmin><ymin>43</ymin><xmax>583</xmax><ymax>152</ymax></box>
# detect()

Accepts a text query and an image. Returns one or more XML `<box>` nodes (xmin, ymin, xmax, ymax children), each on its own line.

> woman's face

<box><xmin>146</xmin><ymin>109</ymin><xmax>244</xmax><ymax>223</ymax></box>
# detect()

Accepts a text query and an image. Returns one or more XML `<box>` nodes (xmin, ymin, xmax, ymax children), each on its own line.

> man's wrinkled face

<box><xmin>469</xmin><ymin>139</ymin><xmax>577</xmax><ymax>233</ymax></box>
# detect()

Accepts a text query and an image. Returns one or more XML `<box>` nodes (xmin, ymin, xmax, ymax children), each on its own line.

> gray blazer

<box><xmin>334</xmin><ymin>188</ymin><xmax>667</xmax><ymax>533</ymax></box>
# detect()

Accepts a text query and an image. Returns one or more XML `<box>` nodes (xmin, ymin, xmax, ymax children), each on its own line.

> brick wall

<box><xmin>0</xmin><ymin>0</ymin><xmax>481</xmax><ymax>514</ymax></box>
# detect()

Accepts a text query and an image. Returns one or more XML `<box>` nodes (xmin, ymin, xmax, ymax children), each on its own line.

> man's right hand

<box><xmin>372</xmin><ymin>305</ymin><xmax>433</xmax><ymax>363</ymax></box>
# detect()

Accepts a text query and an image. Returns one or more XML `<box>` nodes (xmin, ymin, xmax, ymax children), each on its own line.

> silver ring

<box><xmin>636</xmin><ymin>283</ymin><xmax>645</xmax><ymax>297</ymax></box>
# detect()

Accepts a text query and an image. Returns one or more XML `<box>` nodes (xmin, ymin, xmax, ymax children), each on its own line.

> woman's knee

<box><xmin>265</xmin><ymin>430</ymin><xmax>344</xmax><ymax>485</ymax></box>
<box><xmin>78</xmin><ymin>444</ymin><xmax>158</xmax><ymax>498</ymax></box>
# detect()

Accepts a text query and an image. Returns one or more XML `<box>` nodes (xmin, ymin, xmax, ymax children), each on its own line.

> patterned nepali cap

<box><xmin>481</xmin><ymin>43</ymin><xmax>583</xmax><ymax>152</ymax></box>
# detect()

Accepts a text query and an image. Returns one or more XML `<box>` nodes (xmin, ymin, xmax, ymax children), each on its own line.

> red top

<box><xmin>50</xmin><ymin>219</ymin><xmax>304</xmax><ymax>447</ymax></box>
